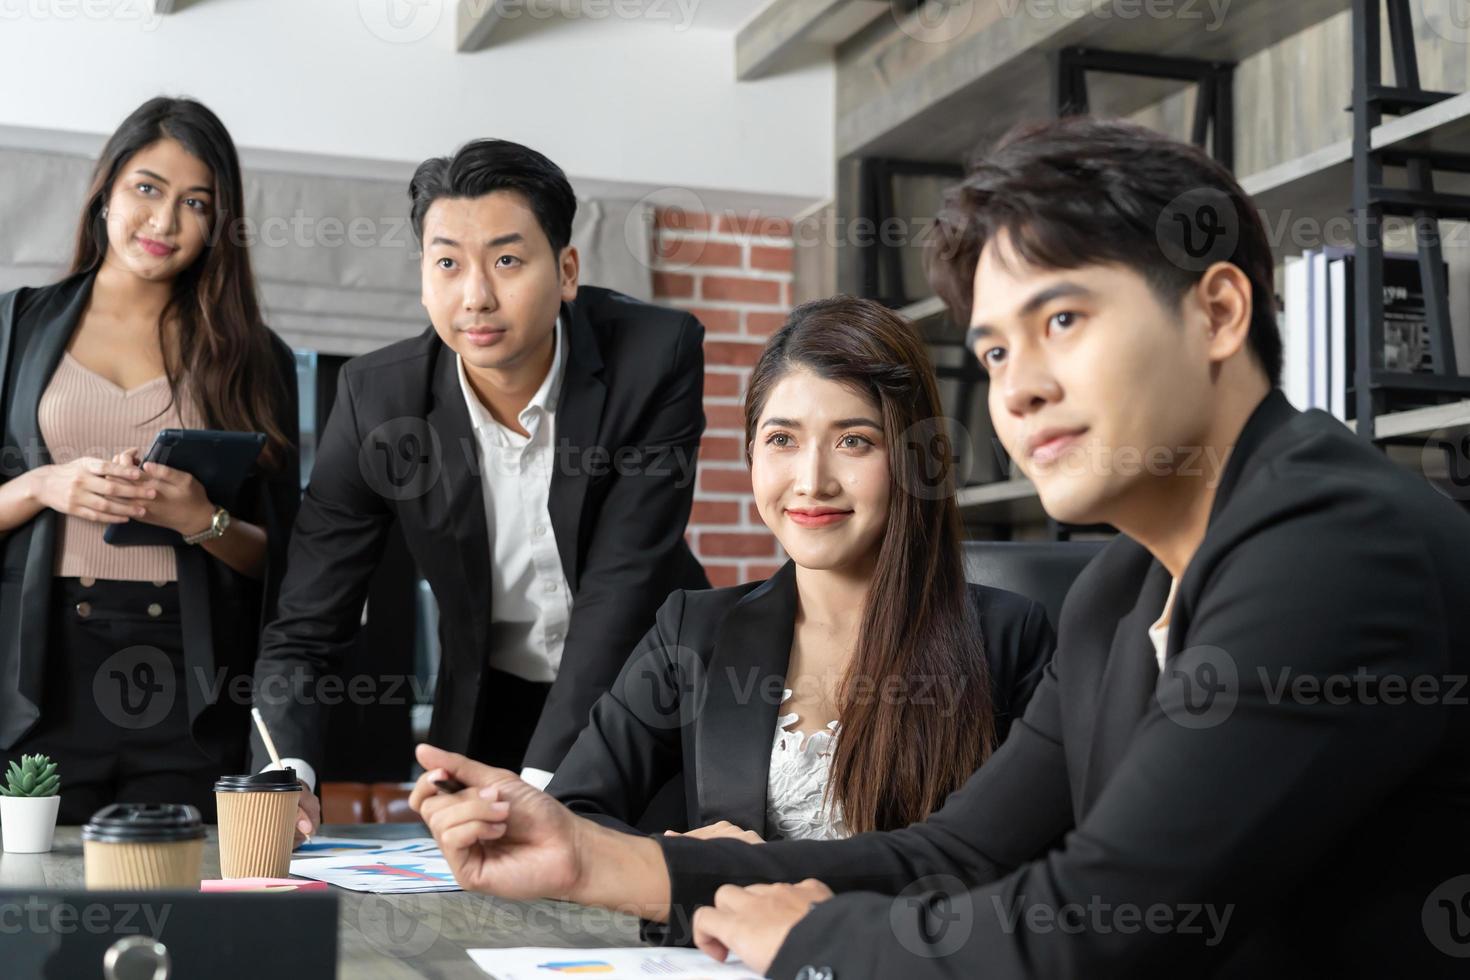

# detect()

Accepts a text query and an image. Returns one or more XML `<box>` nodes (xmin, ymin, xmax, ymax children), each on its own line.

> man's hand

<box><xmin>410</xmin><ymin>743</ymin><xmax>675</xmax><ymax>918</ymax></box>
<box><xmin>409</xmin><ymin>743</ymin><xmax>585</xmax><ymax>902</ymax></box>
<box><xmin>664</xmin><ymin>821</ymin><xmax>764</xmax><ymax>845</ymax></box>
<box><xmin>692</xmin><ymin>879</ymin><xmax>834</xmax><ymax>975</ymax></box>
<box><xmin>294</xmin><ymin>784</ymin><xmax>320</xmax><ymax>847</ymax></box>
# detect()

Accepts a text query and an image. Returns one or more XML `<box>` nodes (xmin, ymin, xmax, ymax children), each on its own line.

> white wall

<box><xmin>0</xmin><ymin>0</ymin><xmax>833</xmax><ymax>212</ymax></box>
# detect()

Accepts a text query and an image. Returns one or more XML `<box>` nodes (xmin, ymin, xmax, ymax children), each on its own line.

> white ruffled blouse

<box><xmin>764</xmin><ymin>689</ymin><xmax>851</xmax><ymax>841</ymax></box>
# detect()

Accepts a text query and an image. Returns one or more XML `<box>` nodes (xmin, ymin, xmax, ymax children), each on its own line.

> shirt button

<box><xmin>547</xmin><ymin>632</ymin><xmax>562</xmax><ymax>644</ymax></box>
<box><xmin>543</xmin><ymin>580</ymin><xmax>558</xmax><ymax>593</ymax></box>
<box><xmin>75</xmin><ymin>601</ymin><xmax>92</xmax><ymax>618</ymax></box>
<box><xmin>533</xmin><ymin>525</ymin><xmax>547</xmax><ymax>538</ymax></box>
<box><xmin>147</xmin><ymin>603</ymin><xmax>163</xmax><ymax>618</ymax></box>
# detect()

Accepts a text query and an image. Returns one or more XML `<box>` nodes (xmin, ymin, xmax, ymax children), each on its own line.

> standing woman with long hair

<box><xmin>0</xmin><ymin>97</ymin><xmax>299</xmax><ymax>823</ymax></box>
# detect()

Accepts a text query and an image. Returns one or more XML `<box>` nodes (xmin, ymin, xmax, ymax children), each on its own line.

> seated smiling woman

<box><xmin>452</xmin><ymin>295</ymin><xmax>1056</xmax><ymax>845</ymax></box>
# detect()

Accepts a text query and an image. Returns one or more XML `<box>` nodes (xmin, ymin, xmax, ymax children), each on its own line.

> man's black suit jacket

<box><xmin>251</xmin><ymin>286</ymin><xmax>710</xmax><ymax>777</ymax></box>
<box><xmin>656</xmin><ymin>390</ymin><xmax>1470</xmax><ymax>978</ymax></box>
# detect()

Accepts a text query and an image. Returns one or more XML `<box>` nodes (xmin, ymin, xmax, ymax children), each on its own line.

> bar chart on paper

<box><xmin>288</xmin><ymin>838</ymin><xmax>460</xmax><ymax>893</ymax></box>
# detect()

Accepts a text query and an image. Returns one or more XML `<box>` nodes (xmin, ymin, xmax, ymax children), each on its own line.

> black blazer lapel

<box><xmin>694</xmin><ymin>561</ymin><xmax>799</xmax><ymax>835</ymax></box>
<box><xmin>1075</xmin><ymin>393</ymin><xmax>1298</xmax><ymax>811</ymax></box>
<box><xmin>547</xmin><ymin>298</ymin><xmax>605</xmax><ymax>595</ymax></box>
<box><xmin>0</xmin><ymin>272</ymin><xmax>91</xmax><ymax>748</ymax></box>
<box><xmin>10</xmin><ymin>273</ymin><xmax>92</xmax><ymax>468</ymax></box>
<box><xmin>1079</xmin><ymin>559</ymin><xmax>1172</xmax><ymax>813</ymax></box>
<box><xmin>424</xmin><ymin>339</ymin><xmax>492</xmax><ymax>654</ymax></box>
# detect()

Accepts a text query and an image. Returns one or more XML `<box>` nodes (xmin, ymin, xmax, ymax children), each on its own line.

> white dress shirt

<box><xmin>1149</xmin><ymin>577</ymin><xmax>1180</xmax><ymax>673</ymax></box>
<box><xmin>457</xmin><ymin>319</ymin><xmax>574</xmax><ymax>687</ymax></box>
<box><xmin>460</xmin><ymin>321</ymin><xmax>571</xmax><ymax>792</ymax></box>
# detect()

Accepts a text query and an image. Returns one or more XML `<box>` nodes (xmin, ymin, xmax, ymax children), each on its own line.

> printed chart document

<box><xmin>467</xmin><ymin>947</ymin><xmax>762</xmax><ymax>978</ymax></box>
<box><xmin>288</xmin><ymin>838</ymin><xmax>459</xmax><ymax>893</ymax></box>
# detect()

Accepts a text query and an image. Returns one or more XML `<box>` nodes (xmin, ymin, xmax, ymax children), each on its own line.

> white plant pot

<box><xmin>1</xmin><ymin>795</ymin><xmax>61</xmax><ymax>853</ymax></box>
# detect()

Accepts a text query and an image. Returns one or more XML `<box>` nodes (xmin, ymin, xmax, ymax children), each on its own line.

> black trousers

<box><xmin>470</xmin><ymin>667</ymin><xmax>552</xmax><ymax>771</ymax></box>
<box><xmin>3</xmin><ymin>578</ymin><xmax>232</xmax><ymax>824</ymax></box>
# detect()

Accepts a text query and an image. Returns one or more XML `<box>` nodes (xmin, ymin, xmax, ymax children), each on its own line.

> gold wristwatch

<box><xmin>183</xmin><ymin>506</ymin><xmax>231</xmax><ymax>545</ymax></box>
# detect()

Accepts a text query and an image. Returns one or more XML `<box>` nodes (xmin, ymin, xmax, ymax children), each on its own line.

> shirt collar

<box><xmin>457</xmin><ymin>316</ymin><xmax>566</xmax><ymax>434</ymax></box>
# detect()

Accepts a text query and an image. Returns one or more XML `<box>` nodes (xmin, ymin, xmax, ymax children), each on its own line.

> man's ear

<box><xmin>1196</xmin><ymin>261</ymin><xmax>1253</xmax><ymax>365</ymax></box>
<box><xmin>560</xmin><ymin>245</ymin><xmax>580</xmax><ymax>302</ymax></box>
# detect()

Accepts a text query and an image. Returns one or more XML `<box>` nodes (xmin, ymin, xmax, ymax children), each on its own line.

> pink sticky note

<box><xmin>200</xmin><ymin>878</ymin><xmax>329</xmax><ymax>893</ymax></box>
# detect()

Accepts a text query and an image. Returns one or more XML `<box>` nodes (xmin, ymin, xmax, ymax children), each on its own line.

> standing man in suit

<box><xmin>406</xmin><ymin>117</ymin><xmax>1470</xmax><ymax>978</ymax></box>
<box><xmin>252</xmin><ymin>139</ymin><xmax>709</xmax><ymax>837</ymax></box>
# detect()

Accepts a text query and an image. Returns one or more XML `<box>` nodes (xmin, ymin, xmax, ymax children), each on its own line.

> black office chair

<box><xmin>961</xmin><ymin>540</ymin><xmax>1107</xmax><ymax>630</ymax></box>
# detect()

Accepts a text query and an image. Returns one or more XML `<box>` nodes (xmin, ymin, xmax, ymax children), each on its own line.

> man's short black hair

<box><xmin>929</xmin><ymin>116</ymin><xmax>1282</xmax><ymax>387</ymax></box>
<box><xmin>409</xmin><ymin>138</ymin><xmax>577</xmax><ymax>253</ymax></box>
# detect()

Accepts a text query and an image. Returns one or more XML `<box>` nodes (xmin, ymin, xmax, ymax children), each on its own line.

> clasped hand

<box><xmin>111</xmin><ymin>448</ymin><xmax>215</xmax><ymax>534</ymax></box>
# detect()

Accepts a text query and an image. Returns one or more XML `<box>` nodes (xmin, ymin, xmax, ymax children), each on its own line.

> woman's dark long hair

<box><xmin>743</xmin><ymin>296</ymin><xmax>994</xmax><ymax>834</ymax></box>
<box><xmin>70</xmin><ymin>97</ymin><xmax>292</xmax><ymax>472</ymax></box>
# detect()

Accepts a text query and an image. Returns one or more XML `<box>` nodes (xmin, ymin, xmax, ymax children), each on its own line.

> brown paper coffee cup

<box><xmin>84</xmin><ymin>839</ymin><xmax>205</xmax><ymax>889</ymax></box>
<box><xmin>82</xmin><ymin>804</ymin><xmax>206</xmax><ymax>890</ymax></box>
<box><xmin>214</xmin><ymin>770</ymin><xmax>301</xmax><ymax>879</ymax></box>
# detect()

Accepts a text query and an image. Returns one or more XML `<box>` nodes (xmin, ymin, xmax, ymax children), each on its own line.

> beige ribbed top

<box><xmin>38</xmin><ymin>352</ymin><xmax>206</xmax><ymax>582</ymax></box>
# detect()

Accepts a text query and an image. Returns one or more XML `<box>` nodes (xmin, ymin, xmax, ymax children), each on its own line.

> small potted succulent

<box><xmin>1</xmin><ymin>754</ymin><xmax>62</xmax><ymax>853</ymax></box>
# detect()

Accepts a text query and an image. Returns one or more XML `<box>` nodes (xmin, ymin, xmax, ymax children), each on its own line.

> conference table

<box><xmin>0</xmin><ymin>822</ymin><xmax>645</xmax><ymax>979</ymax></box>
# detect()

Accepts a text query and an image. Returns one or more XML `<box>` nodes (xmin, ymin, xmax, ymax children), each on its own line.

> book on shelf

<box><xmin>1281</xmin><ymin>249</ymin><xmax>1454</xmax><ymax>421</ymax></box>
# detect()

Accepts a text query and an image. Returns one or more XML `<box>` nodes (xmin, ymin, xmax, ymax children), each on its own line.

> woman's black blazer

<box><xmin>0</xmin><ymin>271</ymin><xmax>301</xmax><ymax>765</ymax></box>
<box><xmin>547</xmin><ymin>559</ymin><xmax>1056</xmax><ymax>836</ymax></box>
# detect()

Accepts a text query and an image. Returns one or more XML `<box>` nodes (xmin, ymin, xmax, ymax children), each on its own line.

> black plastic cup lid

<box><xmin>213</xmin><ymin>768</ymin><xmax>299</xmax><ymax>793</ymax></box>
<box><xmin>82</xmin><ymin>803</ymin><xmax>205</xmax><ymax>843</ymax></box>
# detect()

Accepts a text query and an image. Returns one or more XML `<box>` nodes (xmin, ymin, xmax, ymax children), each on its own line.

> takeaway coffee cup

<box><xmin>82</xmin><ymin>803</ymin><xmax>206</xmax><ymax>889</ymax></box>
<box><xmin>214</xmin><ymin>769</ymin><xmax>300</xmax><ymax>879</ymax></box>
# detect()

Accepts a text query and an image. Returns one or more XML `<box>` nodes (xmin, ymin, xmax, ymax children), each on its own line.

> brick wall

<box><xmin>650</xmin><ymin>208</ymin><xmax>793</xmax><ymax>587</ymax></box>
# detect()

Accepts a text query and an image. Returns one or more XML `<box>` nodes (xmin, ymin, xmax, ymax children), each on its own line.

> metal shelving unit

<box><xmin>832</xmin><ymin>0</ymin><xmax>1351</xmax><ymax>162</ymax></box>
<box><xmin>1240</xmin><ymin>90</ymin><xmax>1470</xmax><ymax>258</ymax></box>
<box><xmin>862</xmin><ymin>0</ymin><xmax>1470</xmax><ymax>529</ymax></box>
<box><xmin>1349</xmin><ymin>0</ymin><xmax>1470</xmax><ymax>438</ymax></box>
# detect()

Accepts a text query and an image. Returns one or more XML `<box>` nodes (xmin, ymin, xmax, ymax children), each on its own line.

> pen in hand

<box><xmin>252</xmin><ymin>706</ymin><xmax>311</xmax><ymax>846</ymax></box>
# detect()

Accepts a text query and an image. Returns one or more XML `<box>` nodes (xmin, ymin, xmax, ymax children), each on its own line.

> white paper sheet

<box><xmin>290</xmin><ymin>836</ymin><xmax>441</xmax><ymax>859</ymax></box>
<box><xmin>467</xmin><ymin>947</ymin><xmax>762</xmax><ymax>979</ymax></box>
